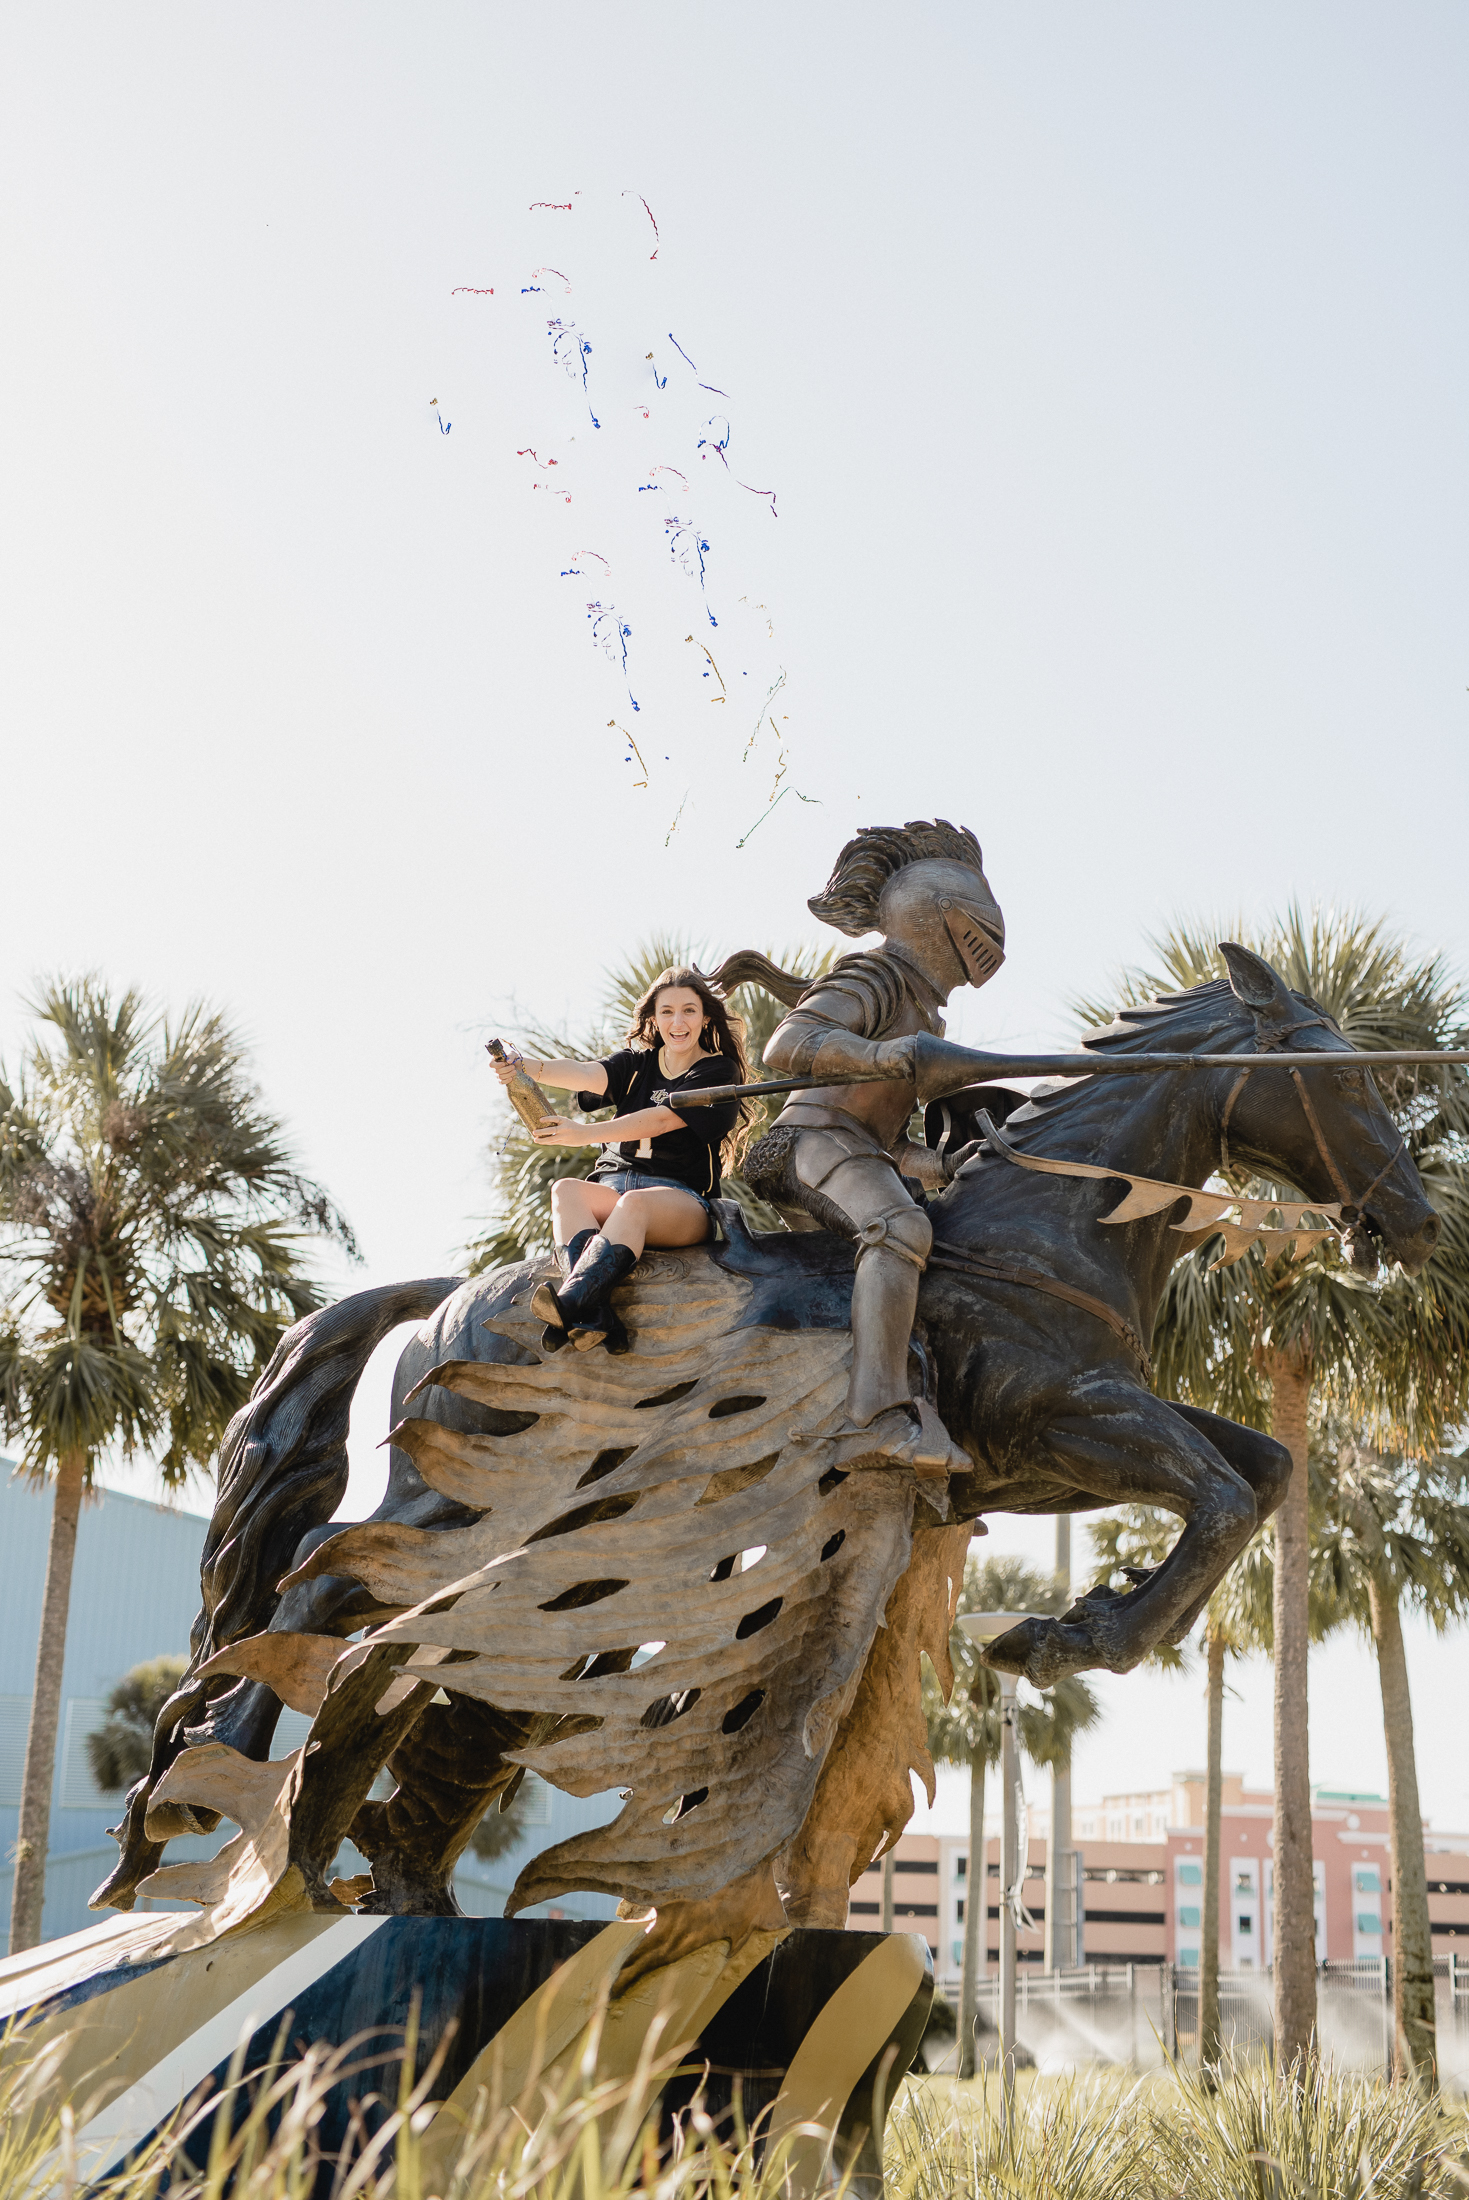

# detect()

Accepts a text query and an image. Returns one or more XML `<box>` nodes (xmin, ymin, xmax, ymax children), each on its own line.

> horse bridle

<box><xmin>1217</xmin><ymin>1014</ymin><xmax>1407</xmax><ymax>1227</ymax></box>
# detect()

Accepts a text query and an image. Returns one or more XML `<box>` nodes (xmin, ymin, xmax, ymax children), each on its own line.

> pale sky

<box><xmin>3</xmin><ymin>7</ymin><xmax>1468</xmax><ymax>1829</ymax></box>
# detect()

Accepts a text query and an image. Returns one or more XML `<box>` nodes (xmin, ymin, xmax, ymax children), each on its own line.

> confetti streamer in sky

<box><xmin>548</xmin><ymin>319</ymin><xmax>599</xmax><ymax>428</ymax></box>
<box><xmin>587</xmin><ymin>601</ymin><xmax>638</xmax><ymax>710</ymax></box>
<box><xmin>430</xmin><ymin>399</ymin><xmax>451</xmax><ymax>434</ymax></box>
<box><xmin>638</xmin><ymin>464</ymin><xmax>688</xmax><ymax>494</ymax></box>
<box><xmin>685</xmin><ymin>637</ymin><xmax>726</xmax><ymax>700</ymax></box>
<box><xmin>751</xmin><ymin>668</ymin><xmax>787</xmax><ymax>742</ymax></box>
<box><xmin>665</xmin><ymin>517</ymin><xmax>716</xmax><ymax>626</ymax></box>
<box><xmin>667</xmin><ymin>334</ymin><xmax>730</xmax><ymax>399</ymax></box>
<box><xmin>609</xmin><ymin>720</ymin><xmax>649</xmax><ymax>787</ymax></box>
<box><xmin>623</xmin><ymin>190</ymin><xmax>660</xmax><ymax>259</ymax></box>
<box><xmin>444</xmin><ymin>189</ymin><xmax>801</xmax><ymax>829</ymax></box>
<box><xmin>735</xmin><ymin>787</ymin><xmax>790</xmax><ymax>847</ymax></box>
<box><xmin>698</xmin><ymin>417</ymin><xmax>731</xmax><ymax>467</ymax></box>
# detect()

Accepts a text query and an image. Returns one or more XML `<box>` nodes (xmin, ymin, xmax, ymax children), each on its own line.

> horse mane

<box><xmin>1009</xmin><ymin>976</ymin><xmax>1322</xmax><ymax>1143</ymax></box>
<box><xmin>1075</xmin><ymin>975</ymin><xmax>1336</xmax><ymax>1059</ymax></box>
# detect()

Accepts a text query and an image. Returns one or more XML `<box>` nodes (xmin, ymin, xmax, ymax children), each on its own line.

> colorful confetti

<box><xmin>623</xmin><ymin>190</ymin><xmax>660</xmax><ymax>259</ymax></box>
<box><xmin>685</xmin><ymin>636</ymin><xmax>726</xmax><ymax>700</ymax></box>
<box><xmin>444</xmin><ymin>190</ymin><xmax>806</xmax><ymax>833</ymax></box>
<box><xmin>667</xmin><ymin>333</ymin><xmax>731</xmax><ymax>399</ymax></box>
<box><xmin>548</xmin><ymin>319</ymin><xmax>599</xmax><ymax>428</ymax></box>
<box><xmin>587</xmin><ymin>601</ymin><xmax>638</xmax><ymax>710</ymax></box>
<box><xmin>609</xmin><ymin>720</ymin><xmax>649</xmax><ymax>787</ymax></box>
<box><xmin>664</xmin><ymin>516</ymin><xmax>716</xmax><ymax>626</ymax></box>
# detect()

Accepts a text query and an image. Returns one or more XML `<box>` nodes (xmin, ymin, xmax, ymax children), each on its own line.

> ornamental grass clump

<box><xmin>893</xmin><ymin>2062</ymin><xmax>1469</xmax><ymax>2200</ymax></box>
<box><xmin>1144</xmin><ymin>2054</ymin><xmax>1468</xmax><ymax>2200</ymax></box>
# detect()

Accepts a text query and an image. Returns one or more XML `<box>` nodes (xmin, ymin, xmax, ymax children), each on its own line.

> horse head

<box><xmin>1216</xmin><ymin>942</ymin><xmax>1439</xmax><ymax>1276</ymax></box>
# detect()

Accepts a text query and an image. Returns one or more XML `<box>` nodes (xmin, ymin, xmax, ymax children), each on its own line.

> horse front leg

<box><xmin>984</xmin><ymin>1386</ymin><xmax>1265</xmax><ymax>1686</ymax></box>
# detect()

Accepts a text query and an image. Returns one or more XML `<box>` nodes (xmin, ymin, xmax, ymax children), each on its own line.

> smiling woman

<box><xmin>488</xmin><ymin>966</ymin><xmax>749</xmax><ymax>1354</ymax></box>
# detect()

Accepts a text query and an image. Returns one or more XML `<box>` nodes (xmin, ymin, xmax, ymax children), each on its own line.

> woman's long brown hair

<box><xmin>626</xmin><ymin>966</ymin><xmax>752</xmax><ymax>1167</ymax></box>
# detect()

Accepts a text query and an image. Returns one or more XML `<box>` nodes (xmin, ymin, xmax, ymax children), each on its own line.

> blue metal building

<box><xmin>0</xmin><ymin>1462</ymin><xmax>619</xmax><ymax>1942</ymax></box>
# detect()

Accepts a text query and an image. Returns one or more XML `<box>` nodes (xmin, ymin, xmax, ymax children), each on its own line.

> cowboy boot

<box><xmin>533</xmin><ymin>1233</ymin><xmax>638</xmax><ymax>1354</ymax></box>
<box><xmin>531</xmin><ymin>1229</ymin><xmax>596</xmax><ymax>1352</ymax></box>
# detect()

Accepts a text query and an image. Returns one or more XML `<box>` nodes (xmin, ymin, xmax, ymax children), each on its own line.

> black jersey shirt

<box><xmin>578</xmin><ymin>1049</ymin><xmax>740</xmax><ymax>1197</ymax></box>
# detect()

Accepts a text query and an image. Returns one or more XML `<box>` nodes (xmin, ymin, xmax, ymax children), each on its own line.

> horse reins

<box><xmin>1217</xmin><ymin>1014</ymin><xmax>1407</xmax><ymax>1224</ymax></box>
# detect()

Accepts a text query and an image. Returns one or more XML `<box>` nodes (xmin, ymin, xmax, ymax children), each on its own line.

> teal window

<box><xmin>1357</xmin><ymin>1912</ymin><xmax>1381</xmax><ymax>1935</ymax></box>
<box><xmin>1177</xmin><ymin>1863</ymin><xmax>1202</xmax><ymax>1886</ymax></box>
<box><xmin>1237</xmin><ymin>1915</ymin><xmax>1252</xmax><ymax>1934</ymax></box>
<box><xmin>952</xmin><ymin>1940</ymin><xmax>964</xmax><ymax>1965</ymax></box>
<box><xmin>1354</xmin><ymin>1869</ymin><xmax>1380</xmax><ymax>1894</ymax></box>
<box><xmin>1178</xmin><ymin>1906</ymin><xmax>1201</xmax><ymax>1929</ymax></box>
<box><xmin>1177</xmin><ymin>1947</ymin><xmax>1199</xmax><ymax>1967</ymax></box>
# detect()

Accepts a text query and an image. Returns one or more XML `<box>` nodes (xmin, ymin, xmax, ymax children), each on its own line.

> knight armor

<box><xmin>741</xmin><ymin>821</ymin><xmax>1004</xmax><ymax>1477</ymax></box>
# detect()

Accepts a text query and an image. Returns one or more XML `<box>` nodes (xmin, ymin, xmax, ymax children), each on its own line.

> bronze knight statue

<box><xmin>743</xmin><ymin>820</ymin><xmax>1005</xmax><ymax>1477</ymax></box>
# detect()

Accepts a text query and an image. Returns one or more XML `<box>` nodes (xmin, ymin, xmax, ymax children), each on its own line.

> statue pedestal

<box><xmin>2</xmin><ymin>1912</ymin><xmax>932</xmax><ymax>2196</ymax></box>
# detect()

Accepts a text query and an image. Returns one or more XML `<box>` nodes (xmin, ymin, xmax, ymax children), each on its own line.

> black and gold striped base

<box><xmin>0</xmin><ymin>1912</ymin><xmax>931</xmax><ymax>2196</ymax></box>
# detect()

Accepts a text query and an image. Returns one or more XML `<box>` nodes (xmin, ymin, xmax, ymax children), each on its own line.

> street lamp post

<box><xmin>959</xmin><ymin>1611</ymin><xmax>1046</xmax><ymax>2123</ymax></box>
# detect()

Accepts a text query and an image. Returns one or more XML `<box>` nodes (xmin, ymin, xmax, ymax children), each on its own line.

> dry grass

<box><xmin>891</xmin><ymin>2061</ymin><xmax>1469</xmax><ymax>2200</ymax></box>
<box><xmin>6</xmin><ymin>2015</ymin><xmax>1469</xmax><ymax>2199</ymax></box>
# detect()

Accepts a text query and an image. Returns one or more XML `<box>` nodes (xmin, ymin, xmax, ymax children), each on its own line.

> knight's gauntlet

<box><xmin>807</xmin><ymin>1028</ymin><xmax>916</xmax><ymax>1082</ymax></box>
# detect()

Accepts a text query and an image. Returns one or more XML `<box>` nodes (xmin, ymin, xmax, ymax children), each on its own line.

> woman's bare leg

<box><xmin>549</xmin><ymin>1177</ymin><xmax>620</xmax><ymax>1245</ymax></box>
<box><xmin>600</xmin><ymin>1186</ymin><xmax>710</xmax><ymax>1256</ymax></box>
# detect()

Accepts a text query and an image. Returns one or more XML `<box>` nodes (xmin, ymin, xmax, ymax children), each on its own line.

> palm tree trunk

<box><xmin>1199</xmin><ymin>1627</ymin><xmax>1225</xmax><ymax>2069</ymax></box>
<box><xmin>9</xmin><ymin>1448</ymin><xmax>87</xmax><ymax>1954</ymax></box>
<box><xmin>959</xmin><ymin>1752</ymin><xmax>986</xmax><ymax>2079</ymax></box>
<box><xmin>1367</xmin><ymin>1563</ymin><xmax>1437</xmax><ymax>2089</ymax></box>
<box><xmin>1265</xmin><ymin>1351</ymin><xmax>1317</xmax><ymax>2069</ymax></box>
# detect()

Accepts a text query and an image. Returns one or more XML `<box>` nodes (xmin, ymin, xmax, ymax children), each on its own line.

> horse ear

<box><xmin>1219</xmin><ymin>941</ymin><xmax>1293</xmax><ymax>1027</ymax></box>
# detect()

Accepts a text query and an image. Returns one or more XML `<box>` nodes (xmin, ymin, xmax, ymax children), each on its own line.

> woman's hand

<box><xmin>490</xmin><ymin>1051</ymin><xmax>543</xmax><ymax>1087</ymax></box>
<box><xmin>530</xmin><ymin>1115</ymin><xmax>586</xmax><ymax>1146</ymax></box>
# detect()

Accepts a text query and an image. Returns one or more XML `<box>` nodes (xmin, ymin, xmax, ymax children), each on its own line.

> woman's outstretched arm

<box><xmin>496</xmin><ymin>1056</ymin><xmax>610</xmax><ymax>1096</ymax></box>
<box><xmin>532</xmin><ymin>1105</ymin><xmax>685</xmax><ymax>1147</ymax></box>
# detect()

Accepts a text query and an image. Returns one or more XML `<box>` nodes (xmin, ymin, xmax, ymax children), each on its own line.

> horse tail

<box><xmin>92</xmin><ymin>1276</ymin><xmax>460</xmax><ymax>1911</ymax></box>
<box><xmin>197</xmin><ymin>1276</ymin><xmax>463</xmax><ymax>1653</ymax></box>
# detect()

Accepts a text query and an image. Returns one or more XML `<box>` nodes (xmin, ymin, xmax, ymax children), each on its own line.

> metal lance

<box><xmin>665</xmin><ymin>1034</ymin><xmax>1469</xmax><ymax>1110</ymax></box>
<box><xmin>486</xmin><ymin>1040</ymin><xmax>557</xmax><ymax>1132</ymax></box>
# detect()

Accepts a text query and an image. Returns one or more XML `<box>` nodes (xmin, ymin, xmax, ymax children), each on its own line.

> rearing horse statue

<box><xmin>93</xmin><ymin>945</ymin><xmax>1436</xmax><ymax>1973</ymax></box>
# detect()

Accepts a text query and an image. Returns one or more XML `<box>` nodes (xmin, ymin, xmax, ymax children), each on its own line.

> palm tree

<box><xmin>1090</xmin><ymin>1507</ymin><xmax>1335</xmax><ymax>2069</ymax></box>
<box><xmin>1079</xmin><ymin>908</ymin><xmax>1469</xmax><ymax>2069</ymax></box>
<box><xmin>468</xmin><ymin>936</ymin><xmax>837</xmax><ymax>1268</ymax></box>
<box><xmin>85</xmin><ymin>1655</ymin><xmax>188</xmax><ymax>1794</ymax></box>
<box><xmin>1314</xmin><ymin>1432</ymin><xmax>1469</xmax><ymax>2088</ymax></box>
<box><xmin>0</xmin><ymin>979</ymin><xmax>352</xmax><ymax>1951</ymax></box>
<box><xmin>923</xmin><ymin>1553</ymin><xmax>1101</xmax><ymax>2079</ymax></box>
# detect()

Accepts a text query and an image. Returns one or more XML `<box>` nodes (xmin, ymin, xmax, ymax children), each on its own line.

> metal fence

<box><xmin>955</xmin><ymin>1955</ymin><xmax>1469</xmax><ymax>2076</ymax></box>
<box><xmin>968</xmin><ymin>1965</ymin><xmax>1170</xmax><ymax>2070</ymax></box>
<box><xmin>1167</xmin><ymin>1954</ymin><xmax>1469</xmax><ymax>2076</ymax></box>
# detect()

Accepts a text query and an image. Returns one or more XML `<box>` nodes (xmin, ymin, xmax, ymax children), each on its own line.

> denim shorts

<box><xmin>590</xmin><ymin>1165</ymin><xmax>715</xmax><ymax>1222</ymax></box>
